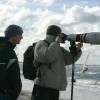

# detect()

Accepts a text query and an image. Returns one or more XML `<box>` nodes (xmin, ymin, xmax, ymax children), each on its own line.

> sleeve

<box><xmin>62</xmin><ymin>48</ymin><xmax>82</xmax><ymax>65</ymax></box>
<box><xmin>34</xmin><ymin>41</ymin><xmax>59</xmax><ymax>63</ymax></box>
<box><xmin>7</xmin><ymin>59</ymin><xmax>22</xmax><ymax>100</ymax></box>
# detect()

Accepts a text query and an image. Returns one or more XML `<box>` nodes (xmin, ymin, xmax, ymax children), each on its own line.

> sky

<box><xmin>0</xmin><ymin>0</ymin><xmax>100</xmax><ymax>65</ymax></box>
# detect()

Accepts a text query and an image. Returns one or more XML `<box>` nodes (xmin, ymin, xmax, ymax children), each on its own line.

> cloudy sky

<box><xmin>0</xmin><ymin>0</ymin><xmax>100</xmax><ymax>65</ymax></box>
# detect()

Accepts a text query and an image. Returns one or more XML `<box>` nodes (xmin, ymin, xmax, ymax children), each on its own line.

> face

<box><xmin>15</xmin><ymin>35</ymin><xmax>23</xmax><ymax>44</ymax></box>
<box><xmin>9</xmin><ymin>34</ymin><xmax>23</xmax><ymax>45</ymax></box>
<box><xmin>57</xmin><ymin>33</ymin><xmax>66</xmax><ymax>43</ymax></box>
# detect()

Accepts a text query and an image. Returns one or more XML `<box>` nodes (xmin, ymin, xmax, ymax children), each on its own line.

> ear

<box><xmin>8</xmin><ymin>36</ymin><xmax>17</xmax><ymax>44</ymax></box>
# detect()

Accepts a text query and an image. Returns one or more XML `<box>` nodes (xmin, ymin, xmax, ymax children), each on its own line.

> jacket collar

<box><xmin>7</xmin><ymin>41</ymin><xmax>16</xmax><ymax>49</ymax></box>
<box><xmin>45</xmin><ymin>35</ymin><xmax>56</xmax><ymax>44</ymax></box>
<box><xmin>0</xmin><ymin>37</ymin><xmax>16</xmax><ymax>51</ymax></box>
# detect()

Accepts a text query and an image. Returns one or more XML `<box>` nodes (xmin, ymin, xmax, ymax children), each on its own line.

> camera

<box><xmin>63</xmin><ymin>32</ymin><xmax>100</xmax><ymax>44</ymax></box>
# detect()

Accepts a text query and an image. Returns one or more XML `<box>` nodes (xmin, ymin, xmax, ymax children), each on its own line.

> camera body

<box><xmin>63</xmin><ymin>32</ymin><xmax>100</xmax><ymax>44</ymax></box>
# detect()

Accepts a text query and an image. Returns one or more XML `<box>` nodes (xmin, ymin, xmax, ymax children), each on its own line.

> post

<box><xmin>69</xmin><ymin>41</ymin><xmax>77</xmax><ymax>100</ymax></box>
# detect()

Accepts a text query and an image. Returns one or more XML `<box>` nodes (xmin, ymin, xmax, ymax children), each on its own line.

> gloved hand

<box><xmin>55</xmin><ymin>33</ymin><xmax>67</xmax><ymax>43</ymax></box>
<box><xmin>69</xmin><ymin>45</ymin><xmax>77</xmax><ymax>56</ymax></box>
<box><xmin>69</xmin><ymin>42</ymin><xmax>83</xmax><ymax>56</ymax></box>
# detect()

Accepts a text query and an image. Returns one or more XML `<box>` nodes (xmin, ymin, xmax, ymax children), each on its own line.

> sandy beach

<box><xmin>18</xmin><ymin>90</ymin><xmax>32</xmax><ymax>100</ymax></box>
<box><xmin>60</xmin><ymin>84</ymin><xmax>100</xmax><ymax>100</ymax></box>
<box><xmin>17</xmin><ymin>80</ymin><xmax>100</xmax><ymax>100</ymax></box>
<box><xmin>18</xmin><ymin>88</ymin><xmax>100</xmax><ymax>100</ymax></box>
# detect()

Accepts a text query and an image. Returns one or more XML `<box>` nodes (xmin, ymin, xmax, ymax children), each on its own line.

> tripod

<box><xmin>69</xmin><ymin>41</ymin><xmax>77</xmax><ymax>100</ymax></box>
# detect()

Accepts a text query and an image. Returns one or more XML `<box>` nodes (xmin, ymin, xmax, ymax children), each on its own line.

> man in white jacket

<box><xmin>32</xmin><ymin>25</ymin><xmax>83</xmax><ymax>100</ymax></box>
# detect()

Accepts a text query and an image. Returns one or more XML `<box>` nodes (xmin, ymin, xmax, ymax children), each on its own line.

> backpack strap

<box><xmin>43</xmin><ymin>40</ymin><xmax>52</xmax><ymax>69</ymax></box>
<box><xmin>34</xmin><ymin>40</ymin><xmax>51</xmax><ymax>70</ymax></box>
<box><xmin>43</xmin><ymin>40</ymin><xmax>50</xmax><ymax>46</ymax></box>
<box><xmin>31</xmin><ymin>42</ymin><xmax>37</xmax><ymax>55</ymax></box>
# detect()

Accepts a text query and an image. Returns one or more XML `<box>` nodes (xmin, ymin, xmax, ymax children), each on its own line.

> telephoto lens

<box><xmin>67</xmin><ymin>32</ymin><xmax>100</xmax><ymax>44</ymax></box>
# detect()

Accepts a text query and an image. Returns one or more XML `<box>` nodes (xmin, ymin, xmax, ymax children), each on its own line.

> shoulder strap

<box><xmin>43</xmin><ymin>40</ymin><xmax>50</xmax><ymax>46</ymax></box>
<box><xmin>43</xmin><ymin>40</ymin><xmax>52</xmax><ymax>69</ymax></box>
<box><xmin>31</xmin><ymin>42</ymin><xmax>37</xmax><ymax>55</ymax></box>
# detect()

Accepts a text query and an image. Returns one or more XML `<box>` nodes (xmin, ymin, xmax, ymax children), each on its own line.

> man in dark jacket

<box><xmin>0</xmin><ymin>24</ymin><xmax>23</xmax><ymax>100</ymax></box>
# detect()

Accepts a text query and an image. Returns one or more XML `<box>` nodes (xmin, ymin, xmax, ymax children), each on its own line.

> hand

<box><xmin>69</xmin><ymin>42</ymin><xmax>83</xmax><ymax>55</ymax></box>
<box><xmin>55</xmin><ymin>35</ymin><xmax>63</xmax><ymax>43</ymax></box>
<box><xmin>76</xmin><ymin>42</ymin><xmax>83</xmax><ymax>50</ymax></box>
<box><xmin>55</xmin><ymin>33</ymin><xmax>66</xmax><ymax>43</ymax></box>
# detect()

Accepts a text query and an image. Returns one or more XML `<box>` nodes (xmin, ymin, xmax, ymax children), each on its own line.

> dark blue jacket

<box><xmin>0</xmin><ymin>37</ymin><xmax>22</xmax><ymax>100</ymax></box>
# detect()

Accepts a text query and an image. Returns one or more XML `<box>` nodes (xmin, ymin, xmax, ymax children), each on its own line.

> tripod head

<box><xmin>69</xmin><ymin>40</ymin><xmax>77</xmax><ymax>57</ymax></box>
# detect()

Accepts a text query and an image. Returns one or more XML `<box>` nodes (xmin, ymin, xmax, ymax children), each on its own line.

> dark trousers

<box><xmin>31</xmin><ymin>85</ymin><xmax>59</xmax><ymax>100</ymax></box>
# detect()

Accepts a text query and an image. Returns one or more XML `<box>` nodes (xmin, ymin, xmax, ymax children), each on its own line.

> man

<box><xmin>32</xmin><ymin>25</ymin><xmax>83</xmax><ymax>100</ymax></box>
<box><xmin>0</xmin><ymin>24</ymin><xmax>23</xmax><ymax>100</ymax></box>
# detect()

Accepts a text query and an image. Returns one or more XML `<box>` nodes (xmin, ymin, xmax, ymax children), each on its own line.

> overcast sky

<box><xmin>0</xmin><ymin>0</ymin><xmax>100</xmax><ymax>65</ymax></box>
